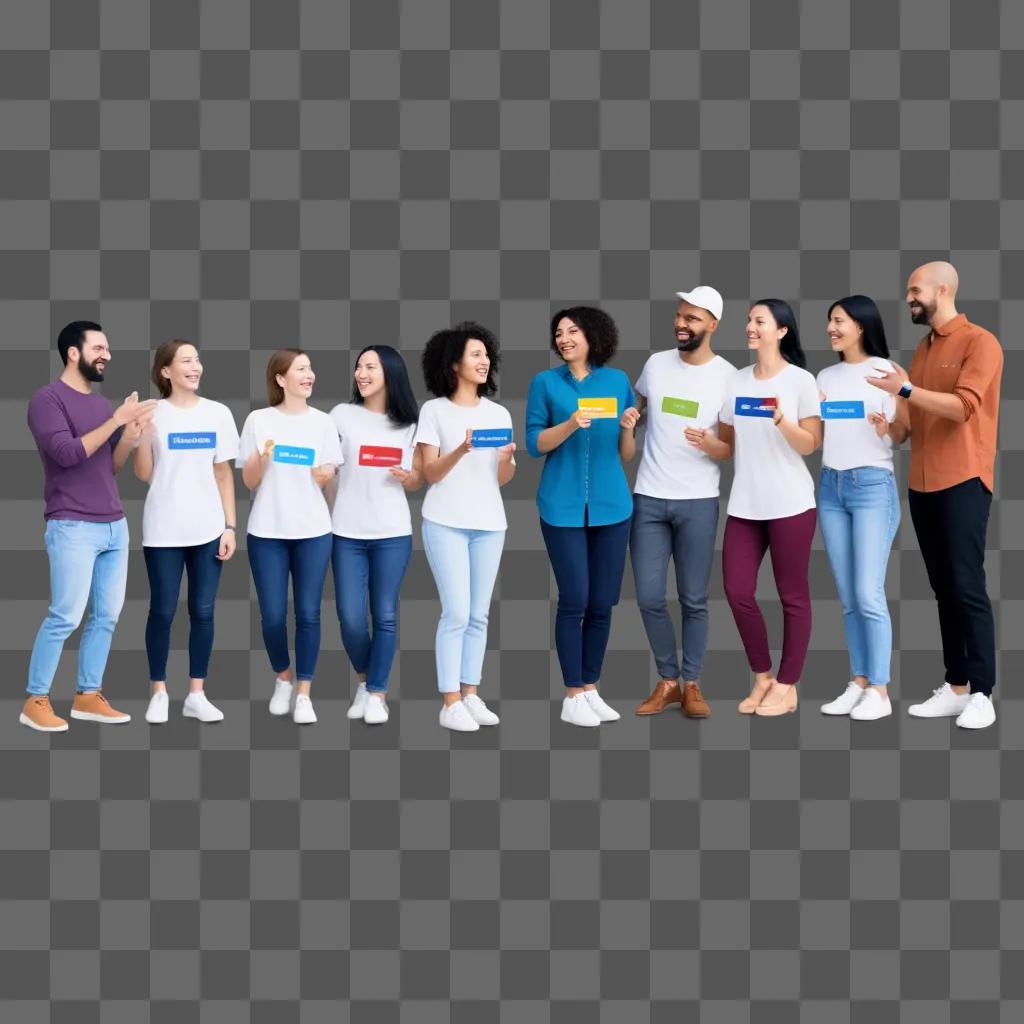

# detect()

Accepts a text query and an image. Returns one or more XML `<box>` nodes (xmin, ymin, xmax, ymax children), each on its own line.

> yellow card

<box><xmin>577</xmin><ymin>397</ymin><xmax>618</xmax><ymax>418</ymax></box>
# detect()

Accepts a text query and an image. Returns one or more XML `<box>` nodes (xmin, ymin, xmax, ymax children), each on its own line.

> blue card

<box><xmin>820</xmin><ymin>400</ymin><xmax>865</xmax><ymax>420</ymax></box>
<box><xmin>273</xmin><ymin>444</ymin><xmax>316</xmax><ymax>467</ymax></box>
<box><xmin>168</xmin><ymin>432</ymin><xmax>216</xmax><ymax>450</ymax></box>
<box><xmin>734</xmin><ymin>396</ymin><xmax>777</xmax><ymax>418</ymax></box>
<box><xmin>471</xmin><ymin>428</ymin><xmax>513</xmax><ymax>448</ymax></box>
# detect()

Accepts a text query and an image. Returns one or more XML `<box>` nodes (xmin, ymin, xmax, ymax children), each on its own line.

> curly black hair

<box><xmin>421</xmin><ymin>321</ymin><xmax>501</xmax><ymax>399</ymax></box>
<box><xmin>549</xmin><ymin>306</ymin><xmax>619</xmax><ymax>367</ymax></box>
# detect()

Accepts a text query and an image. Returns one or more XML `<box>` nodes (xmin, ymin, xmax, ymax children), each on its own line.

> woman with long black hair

<box><xmin>718</xmin><ymin>299</ymin><xmax>822</xmax><ymax>716</ymax></box>
<box><xmin>329</xmin><ymin>345</ymin><xmax>423</xmax><ymax>726</ymax></box>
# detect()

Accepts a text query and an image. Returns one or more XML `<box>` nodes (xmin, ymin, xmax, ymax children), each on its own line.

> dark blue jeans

<box><xmin>248</xmin><ymin>532</ymin><xmax>332</xmax><ymax>683</ymax></box>
<box><xmin>332</xmin><ymin>534</ymin><xmax>412</xmax><ymax>693</ymax></box>
<box><xmin>540</xmin><ymin>516</ymin><xmax>632</xmax><ymax>687</ymax></box>
<box><xmin>144</xmin><ymin>538</ymin><xmax>223</xmax><ymax>681</ymax></box>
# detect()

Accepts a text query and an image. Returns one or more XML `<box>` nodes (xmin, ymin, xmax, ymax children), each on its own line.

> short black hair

<box><xmin>549</xmin><ymin>306</ymin><xmax>619</xmax><ymax>367</ymax></box>
<box><xmin>421</xmin><ymin>321</ymin><xmax>501</xmax><ymax>399</ymax></box>
<box><xmin>351</xmin><ymin>345</ymin><xmax>419</xmax><ymax>427</ymax></box>
<box><xmin>57</xmin><ymin>321</ymin><xmax>103</xmax><ymax>366</ymax></box>
<box><xmin>827</xmin><ymin>295</ymin><xmax>891</xmax><ymax>362</ymax></box>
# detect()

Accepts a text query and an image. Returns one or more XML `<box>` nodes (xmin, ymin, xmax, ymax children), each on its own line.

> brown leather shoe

<box><xmin>682</xmin><ymin>682</ymin><xmax>710</xmax><ymax>718</ymax></box>
<box><xmin>636</xmin><ymin>679</ymin><xmax>682</xmax><ymax>715</ymax></box>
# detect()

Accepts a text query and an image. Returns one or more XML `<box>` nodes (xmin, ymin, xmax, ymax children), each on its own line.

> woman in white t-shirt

<box><xmin>329</xmin><ymin>345</ymin><xmax>423</xmax><ymax>727</ymax></box>
<box><xmin>135</xmin><ymin>340</ymin><xmax>240</xmax><ymax>725</ymax></box>
<box><xmin>816</xmin><ymin>295</ymin><xmax>910</xmax><ymax>722</ymax></box>
<box><xmin>718</xmin><ymin>300</ymin><xmax>822</xmax><ymax>717</ymax></box>
<box><xmin>415</xmin><ymin>322</ymin><xmax>516</xmax><ymax>733</ymax></box>
<box><xmin>237</xmin><ymin>349</ymin><xmax>343</xmax><ymax>726</ymax></box>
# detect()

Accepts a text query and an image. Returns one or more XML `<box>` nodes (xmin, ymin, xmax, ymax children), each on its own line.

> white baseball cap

<box><xmin>675</xmin><ymin>285</ymin><xmax>723</xmax><ymax>321</ymax></box>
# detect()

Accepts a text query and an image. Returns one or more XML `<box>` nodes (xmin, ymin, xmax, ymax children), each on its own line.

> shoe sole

<box><xmin>957</xmin><ymin>717</ymin><xmax>995</xmax><ymax>730</ymax></box>
<box><xmin>682</xmin><ymin>708</ymin><xmax>709</xmax><ymax>719</ymax></box>
<box><xmin>183</xmin><ymin>710</ymin><xmax>224</xmax><ymax>723</ymax></box>
<box><xmin>907</xmin><ymin>710</ymin><xmax>965</xmax><ymax>718</ymax></box>
<box><xmin>851</xmin><ymin>712</ymin><xmax>893</xmax><ymax>721</ymax></box>
<box><xmin>69</xmin><ymin>710</ymin><xmax>130</xmax><ymax>724</ymax></box>
<box><xmin>346</xmin><ymin>708</ymin><xmax>367</xmax><ymax>720</ymax></box>
<box><xmin>19</xmin><ymin>713</ymin><xmax>69</xmax><ymax>732</ymax></box>
<box><xmin>364</xmin><ymin>715</ymin><xmax>389</xmax><ymax>726</ymax></box>
<box><xmin>560</xmin><ymin>713</ymin><xmax>601</xmax><ymax>727</ymax></box>
<box><xmin>635</xmin><ymin>703</ymin><xmax>682</xmax><ymax>716</ymax></box>
<box><xmin>146</xmin><ymin>716</ymin><xmax>168</xmax><ymax>725</ymax></box>
<box><xmin>268</xmin><ymin>705</ymin><xmax>292</xmax><ymax>716</ymax></box>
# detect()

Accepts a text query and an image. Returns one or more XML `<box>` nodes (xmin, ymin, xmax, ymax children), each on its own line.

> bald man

<box><xmin>869</xmin><ymin>262</ymin><xmax>1003</xmax><ymax>729</ymax></box>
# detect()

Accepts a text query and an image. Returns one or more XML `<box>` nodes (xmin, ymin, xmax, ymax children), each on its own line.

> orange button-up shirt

<box><xmin>907</xmin><ymin>313</ymin><xmax>1003</xmax><ymax>493</ymax></box>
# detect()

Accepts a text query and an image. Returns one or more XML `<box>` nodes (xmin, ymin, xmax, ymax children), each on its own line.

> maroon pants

<box><xmin>722</xmin><ymin>508</ymin><xmax>817</xmax><ymax>685</ymax></box>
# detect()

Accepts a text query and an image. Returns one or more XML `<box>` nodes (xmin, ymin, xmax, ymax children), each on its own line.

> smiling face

<box><xmin>74</xmin><ymin>330</ymin><xmax>111</xmax><ymax>383</ymax></box>
<box><xmin>675</xmin><ymin>301</ymin><xmax>715</xmax><ymax>353</ymax></box>
<box><xmin>906</xmin><ymin>270</ymin><xmax>940</xmax><ymax>325</ymax></box>
<box><xmin>354</xmin><ymin>350</ymin><xmax>386</xmax><ymax>402</ymax></box>
<box><xmin>162</xmin><ymin>344</ymin><xmax>202</xmax><ymax>394</ymax></box>
<box><xmin>746</xmin><ymin>304</ymin><xmax>786</xmax><ymax>353</ymax></box>
<box><xmin>553</xmin><ymin>317</ymin><xmax>590</xmax><ymax>364</ymax></box>
<box><xmin>278</xmin><ymin>354</ymin><xmax>315</xmax><ymax>400</ymax></box>
<box><xmin>826</xmin><ymin>306</ymin><xmax>863</xmax><ymax>357</ymax></box>
<box><xmin>454</xmin><ymin>338</ymin><xmax>491</xmax><ymax>390</ymax></box>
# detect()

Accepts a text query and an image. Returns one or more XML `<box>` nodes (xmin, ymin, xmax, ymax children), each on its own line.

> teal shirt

<box><xmin>524</xmin><ymin>365</ymin><xmax>636</xmax><ymax>527</ymax></box>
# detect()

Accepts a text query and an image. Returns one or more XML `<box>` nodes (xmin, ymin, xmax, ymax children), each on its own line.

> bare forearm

<box><xmin>422</xmin><ymin>446</ymin><xmax>466</xmax><ymax>484</ymax></box>
<box><xmin>214</xmin><ymin>464</ymin><xmax>236</xmax><ymax>524</ymax></box>
<box><xmin>498</xmin><ymin>462</ymin><xmax>516</xmax><ymax>486</ymax></box>
<box><xmin>908</xmin><ymin>387</ymin><xmax>967</xmax><ymax>422</ymax></box>
<box><xmin>242</xmin><ymin>453</ymin><xmax>266</xmax><ymax>491</ymax></box>
<box><xmin>702</xmin><ymin>435</ymin><xmax>733</xmax><ymax>460</ymax></box>
<box><xmin>82</xmin><ymin>416</ymin><xmax>122</xmax><ymax>458</ymax></box>
<box><xmin>536</xmin><ymin>420</ymin><xmax>576</xmax><ymax>454</ymax></box>
<box><xmin>112</xmin><ymin>436</ymin><xmax>135</xmax><ymax>473</ymax></box>
<box><xmin>777</xmin><ymin>417</ymin><xmax>818</xmax><ymax>456</ymax></box>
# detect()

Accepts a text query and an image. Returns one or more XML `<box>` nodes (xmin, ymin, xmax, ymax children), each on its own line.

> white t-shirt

<box><xmin>142</xmin><ymin>398</ymin><xmax>240</xmax><ymax>547</ymax></box>
<box><xmin>236</xmin><ymin>405</ymin><xmax>343</xmax><ymax>539</ymax></box>
<box><xmin>720</xmin><ymin>363</ymin><xmax>821</xmax><ymax>520</ymax></box>
<box><xmin>816</xmin><ymin>358</ymin><xmax>897</xmax><ymax>472</ymax></box>
<box><xmin>415</xmin><ymin>397</ymin><xmax>512</xmax><ymax>531</ymax></box>
<box><xmin>634</xmin><ymin>351</ymin><xmax>737</xmax><ymax>500</ymax></box>
<box><xmin>329</xmin><ymin>403</ymin><xmax>417</xmax><ymax>539</ymax></box>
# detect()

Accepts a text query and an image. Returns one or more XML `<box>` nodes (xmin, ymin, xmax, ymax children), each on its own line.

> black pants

<box><xmin>908</xmin><ymin>478</ymin><xmax>996</xmax><ymax>695</ymax></box>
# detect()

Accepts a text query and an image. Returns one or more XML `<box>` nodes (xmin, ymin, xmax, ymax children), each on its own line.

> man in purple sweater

<box><xmin>22</xmin><ymin>321</ymin><xmax>157</xmax><ymax>732</ymax></box>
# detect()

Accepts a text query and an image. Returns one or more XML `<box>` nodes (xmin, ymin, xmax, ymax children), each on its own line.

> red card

<box><xmin>358</xmin><ymin>445</ymin><xmax>403</xmax><ymax>467</ymax></box>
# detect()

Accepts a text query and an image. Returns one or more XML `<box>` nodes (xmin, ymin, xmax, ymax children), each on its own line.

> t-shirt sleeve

<box><xmin>634</xmin><ymin>358</ymin><xmax>650</xmax><ymax>399</ymax></box>
<box><xmin>321</xmin><ymin>416</ymin><xmax>344</xmax><ymax>465</ymax></box>
<box><xmin>236</xmin><ymin>413</ymin><xmax>257</xmax><ymax>468</ymax></box>
<box><xmin>414</xmin><ymin>402</ymin><xmax>441</xmax><ymax>449</ymax></box>
<box><xmin>216</xmin><ymin>406</ymin><xmax>240</xmax><ymax>463</ymax></box>
<box><xmin>719</xmin><ymin>378</ymin><xmax>735</xmax><ymax>425</ymax></box>
<box><xmin>797</xmin><ymin>372</ymin><xmax>821</xmax><ymax>419</ymax></box>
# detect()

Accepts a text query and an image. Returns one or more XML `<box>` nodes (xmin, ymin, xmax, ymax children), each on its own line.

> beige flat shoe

<box><xmin>755</xmin><ymin>685</ymin><xmax>798</xmax><ymax>717</ymax></box>
<box><xmin>738</xmin><ymin>677</ymin><xmax>772</xmax><ymax>715</ymax></box>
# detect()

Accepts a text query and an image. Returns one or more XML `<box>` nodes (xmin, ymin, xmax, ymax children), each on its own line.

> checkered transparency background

<box><xmin>2</xmin><ymin>0</ymin><xmax>1024</xmax><ymax>1020</ymax></box>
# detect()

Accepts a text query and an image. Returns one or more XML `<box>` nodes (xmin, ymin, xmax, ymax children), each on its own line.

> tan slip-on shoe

<box><xmin>70</xmin><ymin>691</ymin><xmax>131</xmax><ymax>724</ymax></box>
<box><xmin>20</xmin><ymin>696</ymin><xmax>69</xmax><ymax>732</ymax></box>
<box><xmin>738</xmin><ymin>677</ymin><xmax>772</xmax><ymax>714</ymax></box>
<box><xmin>754</xmin><ymin>684</ymin><xmax>798</xmax><ymax>717</ymax></box>
<box><xmin>635</xmin><ymin>679</ymin><xmax>683</xmax><ymax>715</ymax></box>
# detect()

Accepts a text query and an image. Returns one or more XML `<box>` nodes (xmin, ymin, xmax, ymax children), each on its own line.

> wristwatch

<box><xmin>898</xmin><ymin>381</ymin><xmax>913</xmax><ymax>399</ymax></box>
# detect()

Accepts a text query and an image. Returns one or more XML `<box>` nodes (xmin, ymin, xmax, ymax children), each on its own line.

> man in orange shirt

<box><xmin>869</xmin><ymin>261</ymin><xmax>1003</xmax><ymax>729</ymax></box>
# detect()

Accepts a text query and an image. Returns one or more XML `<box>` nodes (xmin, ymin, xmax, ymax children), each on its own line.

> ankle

<box><xmin>442</xmin><ymin>693</ymin><xmax>461</xmax><ymax>707</ymax></box>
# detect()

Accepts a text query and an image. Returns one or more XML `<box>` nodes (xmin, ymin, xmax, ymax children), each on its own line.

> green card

<box><xmin>661</xmin><ymin>396</ymin><xmax>699</xmax><ymax>418</ymax></box>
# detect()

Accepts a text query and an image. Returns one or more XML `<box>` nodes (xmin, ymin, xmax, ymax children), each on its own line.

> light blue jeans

<box><xmin>818</xmin><ymin>467</ymin><xmax>900</xmax><ymax>686</ymax></box>
<box><xmin>421</xmin><ymin>519</ymin><xmax>505</xmax><ymax>694</ymax></box>
<box><xmin>27</xmin><ymin>518</ymin><xmax>130</xmax><ymax>696</ymax></box>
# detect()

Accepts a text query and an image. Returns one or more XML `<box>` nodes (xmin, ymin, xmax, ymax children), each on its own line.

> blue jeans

<box><xmin>27</xmin><ymin>518</ymin><xmax>130</xmax><ymax>696</ymax></box>
<box><xmin>421</xmin><ymin>519</ymin><xmax>505</xmax><ymax>694</ymax></box>
<box><xmin>247</xmin><ymin>533</ymin><xmax>332</xmax><ymax>683</ymax></box>
<box><xmin>540</xmin><ymin>516</ymin><xmax>632</xmax><ymax>687</ymax></box>
<box><xmin>144</xmin><ymin>539</ymin><xmax>224</xmax><ymax>682</ymax></box>
<box><xmin>818</xmin><ymin>467</ymin><xmax>900</xmax><ymax>686</ymax></box>
<box><xmin>332</xmin><ymin>534</ymin><xmax>412</xmax><ymax>693</ymax></box>
<box><xmin>630</xmin><ymin>494</ymin><xmax>719</xmax><ymax>682</ymax></box>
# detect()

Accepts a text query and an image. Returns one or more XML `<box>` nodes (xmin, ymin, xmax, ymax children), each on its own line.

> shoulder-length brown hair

<box><xmin>266</xmin><ymin>348</ymin><xmax>307</xmax><ymax>406</ymax></box>
<box><xmin>151</xmin><ymin>339</ymin><xmax>198</xmax><ymax>399</ymax></box>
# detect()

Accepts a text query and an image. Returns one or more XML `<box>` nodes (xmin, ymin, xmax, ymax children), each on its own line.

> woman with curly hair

<box><xmin>415</xmin><ymin>322</ymin><xmax>516</xmax><ymax>732</ymax></box>
<box><xmin>524</xmin><ymin>306</ymin><xmax>640</xmax><ymax>727</ymax></box>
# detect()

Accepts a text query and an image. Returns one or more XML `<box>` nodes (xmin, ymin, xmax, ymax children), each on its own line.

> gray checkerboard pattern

<box><xmin>1</xmin><ymin>0</ymin><xmax>1023</xmax><ymax>1019</ymax></box>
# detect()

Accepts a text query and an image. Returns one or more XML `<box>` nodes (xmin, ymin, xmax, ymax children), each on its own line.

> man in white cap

<box><xmin>631</xmin><ymin>286</ymin><xmax>737</xmax><ymax>718</ymax></box>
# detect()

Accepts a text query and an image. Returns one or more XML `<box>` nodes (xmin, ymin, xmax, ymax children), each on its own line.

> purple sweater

<box><xmin>27</xmin><ymin>380</ymin><xmax>125</xmax><ymax>522</ymax></box>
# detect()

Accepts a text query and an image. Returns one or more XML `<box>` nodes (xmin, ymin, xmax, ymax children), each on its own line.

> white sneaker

<box><xmin>849</xmin><ymin>687</ymin><xmax>892</xmax><ymax>721</ymax></box>
<box><xmin>560</xmin><ymin>693</ymin><xmax>602</xmax><ymax>727</ymax></box>
<box><xmin>182</xmin><ymin>691</ymin><xmax>224</xmax><ymax>723</ymax></box>
<box><xmin>956</xmin><ymin>692</ymin><xmax>996</xmax><ymax>730</ymax></box>
<box><xmin>821</xmin><ymin>681</ymin><xmax>866</xmax><ymax>716</ymax></box>
<box><xmin>363</xmin><ymin>693</ymin><xmax>389</xmax><ymax>725</ymax></box>
<box><xmin>347</xmin><ymin>683</ymin><xmax>369</xmax><ymax>720</ymax></box>
<box><xmin>583</xmin><ymin>689</ymin><xmax>620</xmax><ymax>722</ymax></box>
<box><xmin>145</xmin><ymin>691</ymin><xmax>169</xmax><ymax>725</ymax></box>
<box><xmin>462</xmin><ymin>693</ymin><xmax>499</xmax><ymax>726</ymax></box>
<box><xmin>293</xmin><ymin>693</ymin><xmax>317</xmax><ymax>725</ymax></box>
<box><xmin>907</xmin><ymin>683</ymin><xmax>970</xmax><ymax>719</ymax></box>
<box><xmin>269</xmin><ymin>678</ymin><xmax>294</xmax><ymax>716</ymax></box>
<box><xmin>439</xmin><ymin>700</ymin><xmax>480</xmax><ymax>732</ymax></box>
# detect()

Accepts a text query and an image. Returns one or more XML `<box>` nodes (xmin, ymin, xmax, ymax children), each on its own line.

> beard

<box><xmin>676</xmin><ymin>329</ymin><xmax>706</xmax><ymax>353</ymax></box>
<box><xmin>78</xmin><ymin>354</ymin><xmax>106</xmax><ymax>382</ymax></box>
<box><xmin>909</xmin><ymin>300</ymin><xmax>934</xmax><ymax>326</ymax></box>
